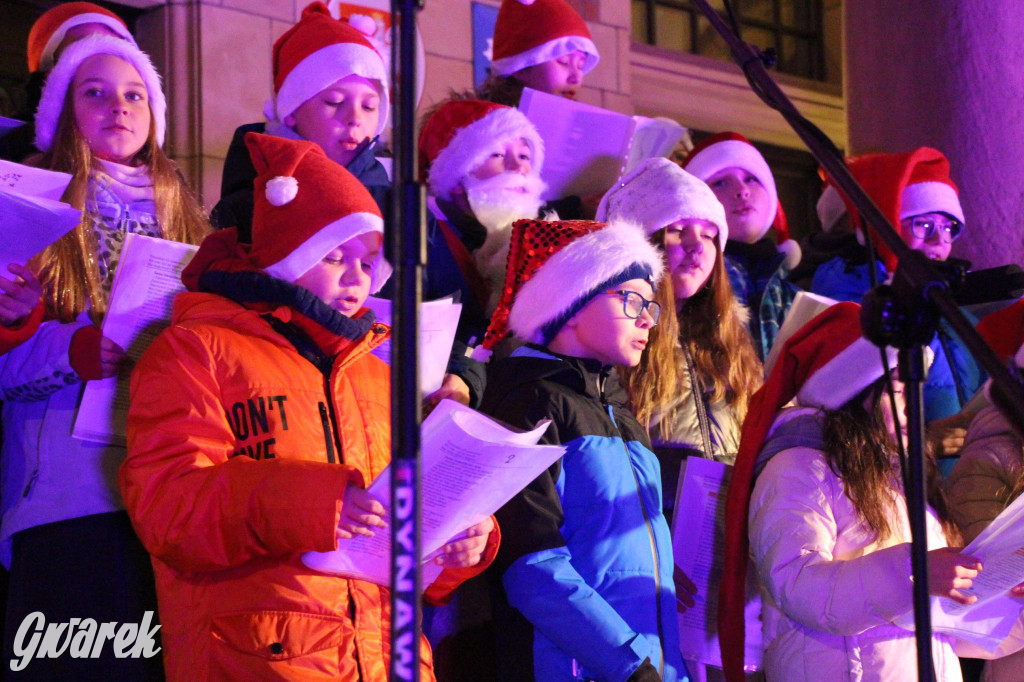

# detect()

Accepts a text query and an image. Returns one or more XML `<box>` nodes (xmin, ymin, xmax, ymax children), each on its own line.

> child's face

<box><xmin>706</xmin><ymin>166</ymin><xmax>772</xmax><ymax>244</ymax></box>
<box><xmin>565</xmin><ymin>277</ymin><xmax>657</xmax><ymax>367</ymax></box>
<box><xmin>72</xmin><ymin>54</ymin><xmax>151</xmax><ymax>165</ymax></box>
<box><xmin>294</xmin><ymin>232</ymin><xmax>380</xmax><ymax>317</ymax></box>
<box><xmin>663</xmin><ymin>219</ymin><xmax>718</xmax><ymax>300</ymax></box>
<box><xmin>285</xmin><ymin>75</ymin><xmax>382</xmax><ymax>168</ymax></box>
<box><xmin>469</xmin><ymin>136</ymin><xmax>533</xmax><ymax>181</ymax></box>
<box><xmin>513</xmin><ymin>50</ymin><xmax>587</xmax><ymax>100</ymax></box>
<box><xmin>899</xmin><ymin>212</ymin><xmax>955</xmax><ymax>262</ymax></box>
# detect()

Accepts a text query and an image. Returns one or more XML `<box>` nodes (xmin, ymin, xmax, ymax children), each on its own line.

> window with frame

<box><xmin>631</xmin><ymin>0</ymin><xmax>829</xmax><ymax>83</ymax></box>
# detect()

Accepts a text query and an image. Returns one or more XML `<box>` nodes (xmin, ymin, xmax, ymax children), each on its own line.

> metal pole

<box><xmin>389</xmin><ymin>0</ymin><xmax>425</xmax><ymax>678</ymax></box>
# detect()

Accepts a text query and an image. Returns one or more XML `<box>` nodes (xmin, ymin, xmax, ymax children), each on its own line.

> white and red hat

<box><xmin>417</xmin><ymin>99</ymin><xmax>545</xmax><ymax>202</ymax></box>
<box><xmin>490</xmin><ymin>0</ymin><xmax>599</xmax><ymax>77</ymax></box>
<box><xmin>978</xmin><ymin>298</ymin><xmax>1024</xmax><ymax>367</ymax></box>
<box><xmin>683</xmin><ymin>132</ymin><xmax>800</xmax><ymax>267</ymax></box>
<box><xmin>596</xmin><ymin>157</ymin><xmax>728</xmax><ymax>250</ymax></box>
<box><xmin>27</xmin><ymin>2</ymin><xmax>135</xmax><ymax>73</ymax></box>
<box><xmin>245</xmin><ymin>132</ymin><xmax>390</xmax><ymax>292</ymax></box>
<box><xmin>718</xmin><ymin>301</ymin><xmax>900</xmax><ymax>681</ymax></box>
<box><xmin>35</xmin><ymin>34</ymin><xmax>165</xmax><ymax>152</ymax></box>
<box><xmin>480</xmin><ymin>218</ymin><xmax>663</xmax><ymax>350</ymax></box>
<box><xmin>832</xmin><ymin>148</ymin><xmax>964</xmax><ymax>272</ymax></box>
<box><xmin>268</xmin><ymin>2</ymin><xmax>389</xmax><ymax>138</ymax></box>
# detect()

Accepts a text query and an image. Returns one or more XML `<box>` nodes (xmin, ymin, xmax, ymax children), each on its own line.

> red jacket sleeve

<box><xmin>0</xmin><ymin>302</ymin><xmax>43</xmax><ymax>355</ymax></box>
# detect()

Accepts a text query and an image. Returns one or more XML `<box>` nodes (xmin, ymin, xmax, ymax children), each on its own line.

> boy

<box><xmin>121</xmin><ymin>133</ymin><xmax>498</xmax><ymax>681</ymax></box>
<box><xmin>213</xmin><ymin>2</ymin><xmax>390</xmax><ymax>240</ymax></box>
<box><xmin>478</xmin><ymin>218</ymin><xmax>686</xmax><ymax>681</ymax></box>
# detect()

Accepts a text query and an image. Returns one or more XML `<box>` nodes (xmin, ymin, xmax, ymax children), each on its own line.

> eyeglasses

<box><xmin>906</xmin><ymin>216</ymin><xmax>963</xmax><ymax>243</ymax></box>
<box><xmin>605</xmin><ymin>290</ymin><xmax>661</xmax><ymax>324</ymax></box>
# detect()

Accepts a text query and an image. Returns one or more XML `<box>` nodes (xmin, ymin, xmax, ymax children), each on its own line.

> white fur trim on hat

<box><xmin>491</xmin><ymin>35</ymin><xmax>599</xmax><ymax>76</ymax></box>
<box><xmin>38</xmin><ymin>13</ymin><xmax>137</xmax><ymax>72</ymax></box>
<box><xmin>263</xmin><ymin>212</ymin><xmax>392</xmax><ymax>293</ymax></box>
<box><xmin>508</xmin><ymin>220</ymin><xmax>664</xmax><ymax>344</ymax></box>
<box><xmin>597</xmin><ymin>157</ymin><xmax>728</xmax><ymax>250</ymax></box>
<box><xmin>797</xmin><ymin>338</ymin><xmax>898</xmax><ymax>410</ymax></box>
<box><xmin>274</xmin><ymin>42</ymin><xmax>390</xmax><ymax>139</ymax></box>
<box><xmin>35</xmin><ymin>35</ymin><xmax>165</xmax><ymax>152</ymax></box>
<box><xmin>685</xmin><ymin>139</ymin><xmax>779</xmax><ymax>237</ymax></box>
<box><xmin>428</xmin><ymin>106</ymin><xmax>545</xmax><ymax>201</ymax></box>
<box><xmin>816</xmin><ymin>184</ymin><xmax>847</xmax><ymax>233</ymax></box>
<box><xmin>900</xmin><ymin>181</ymin><xmax>965</xmax><ymax>223</ymax></box>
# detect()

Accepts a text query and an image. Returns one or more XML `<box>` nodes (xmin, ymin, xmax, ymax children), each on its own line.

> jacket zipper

<box><xmin>600</xmin><ymin>375</ymin><xmax>666</xmax><ymax>677</ymax></box>
<box><xmin>318</xmin><ymin>372</ymin><xmax>343</xmax><ymax>464</ymax></box>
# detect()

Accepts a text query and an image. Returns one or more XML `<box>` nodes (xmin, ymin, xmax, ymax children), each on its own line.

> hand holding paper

<box><xmin>0</xmin><ymin>264</ymin><xmax>41</xmax><ymax>326</ymax></box>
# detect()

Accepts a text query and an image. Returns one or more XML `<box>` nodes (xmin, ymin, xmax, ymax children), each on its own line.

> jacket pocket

<box><xmin>210</xmin><ymin>610</ymin><xmax>351</xmax><ymax>676</ymax></box>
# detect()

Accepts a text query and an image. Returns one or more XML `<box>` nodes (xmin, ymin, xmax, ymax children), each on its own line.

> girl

<box><xmin>682</xmin><ymin>132</ymin><xmax>802</xmax><ymax>361</ymax></box>
<box><xmin>720</xmin><ymin>303</ymin><xmax>1024</xmax><ymax>682</ymax></box>
<box><xmin>1</xmin><ymin>34</ymin><xmax>207</xmax><ymax>678</ymax></box>
<box><xmin>599</xmin><ymin>158</ymin><xmax>762</xmax><ymax>515</ymax></box>
<box><xmin>477</xmin><ymin>0</ymin><xmax>599</xmax><ymax>106</ymax></box>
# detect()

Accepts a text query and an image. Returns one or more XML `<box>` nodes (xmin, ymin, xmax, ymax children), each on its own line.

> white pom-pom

<box><xmin>776</xmin><ymin>239</ymin><xmax>802</xmax><ymax>271</ymax></box>
<box><xmin>348</xmin><ymin>14</ymin><xmax>377</xmax><ymax>37</ymax></box>
<box><xmin>515</xmin><ymin>0</ymin><xmax>538</xmax><ymax>5</ymax></box>
<box><xmin>266</xmin><ymin>176</ymin><xmax>298</xmax><ymax>206</ymax></box>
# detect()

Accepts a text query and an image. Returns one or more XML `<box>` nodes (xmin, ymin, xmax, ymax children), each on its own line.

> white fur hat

<box><xmin>481</xmin><ymin>218</ymin><xmax>663</xmax><ymax>349</ymax></box>
<box><xmin>597</xmin><ymin>157</ymin><xmax>728</xmax><ymax>250</ymax></box>
<box><xmin>35</xmin><ymin>34</ymin><xmax>165</xmax><ymax>152</ymax></box>
<box><xmin>418</xmin><ymin>100</ymin><xmax>544</xmax><ymax>202</ymax></box>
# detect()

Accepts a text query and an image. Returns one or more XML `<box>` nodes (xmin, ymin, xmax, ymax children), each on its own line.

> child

<box><xmin>948</xmin><ymin>318</ymin><xmax>1024</xmax><ymax>681</ymax></box>
<box><xmin>682</xmin><ymin>132</ymin><xmax>802</xmax><ymax>361</ymax></box>
<box><xmin>0</xmin><ymin>264</ymin><xmax>43</xmax><ymax>355</ymax></box>
<box><xmin>600</xmin><ymin>158</ymin><xmax>763</xmax><ymax>680</ymax></box>
<box><xmin>599</xmin><ymin>157</ymin><xmax>761</xmax><ymax>505</ymax></box>
<box><xmin>121</xmin><ymin>133</ymin><xmax>499</xmax><ymax>681</ymax></box>
<box><xmin>0</xmin><ymin>34</ymin><xmax>207</xmax><ymax>678</ymax></box>
<box><xmin>213</xmin><ymin>2</ymin><xmax>390</xmax><ymax>240</ymax></box>
<box><xmin>1</xmin><ymin>2</ymin><xmax>136</xmax><ymax>163</ymax></box>
<box><xmin>809</xmin><ymin>148</ymin><xmax>984</xmax><ymax>455</ymax></box>
<box><xmin>478</xmin><ymin>218</ymin><xmax>686</xmax><ymax>681</ymax></box>
<box><xmin>477</xmin><ymin>0</ymin><xmax>600</xmax><ymax>106</ymax></box>
<box><xmin>720</xmin><ymin>303</ymin><xmax>1024</xmax><ymax>681</ymax></box>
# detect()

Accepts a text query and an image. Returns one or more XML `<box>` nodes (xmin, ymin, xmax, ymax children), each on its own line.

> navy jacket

<box><xmin>481</xmin><ymin>345</ymin><xmax>686</xmax><ymax>682</ymax></box>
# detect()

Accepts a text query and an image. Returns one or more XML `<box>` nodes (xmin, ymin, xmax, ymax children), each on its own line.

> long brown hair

<box><xmin>31</xmin><ymin>85</ymin><xmax>209</xmax><ymax>322</ymax></box>
<box><xmin>625</xmin><ymin>233</ymin><xmax>762</xmax><ymax>428</ymax></box>
<box><xmin>823</xmin><ymin>378</ymin><xmax>960</xmax><ymax>543</ymax></box>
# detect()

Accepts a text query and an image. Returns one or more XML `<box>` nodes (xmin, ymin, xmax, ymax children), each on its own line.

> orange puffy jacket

<box><xmin>122</xmin><ymin>285</ymin><xmax>498</xmax><ymax>681</ymax></box>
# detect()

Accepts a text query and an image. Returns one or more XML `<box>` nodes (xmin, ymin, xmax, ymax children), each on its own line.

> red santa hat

<box><xmin>719</xmin><ymin>301</ymin><xmax>907</xmax><ymax>681</ymax></box>
<box><xmin>480</xmin><ymin>218</ymin><xmax>663</xmax><ymax>350</ymax></box>
<box><xmin>490</xmin><ymin>0</ymin><xmax>599</xmax><ymax>77</ymax></box>
<box><xmin>245</xmin><ymin>132</ymin><xmax>390</xmax><ymax>292</ymax></box>
<box><xmin>978</xmin><ymin>298</ymin><xmax>1024</xmax><ymax>367</ymax></box>
<box><xmin>596</xmin><ymin>157</ymin><xmax>729</xmax><ymax>250</ymax></box>
<box><xmin>35</xmin><ymin>34</ymin><xmax>165</xmax><ymax>153</ymax></box>
<box><xmin>27</xmin><ymin>2</ymin><xmax>135</xmax><ymax>73</ymax></box>
<box><xmin>683</xmin><ymin>132</ymin><xmax>799</xmax><ymax>268</ymax></box>
<box><xmin>834</xmin><ymin>148</ymin><xmax>964</xmax><ymax>272</ymax></box>
<box><xmin>268</xmin><ymin>2</ymin><xmax>389</xmax><ymax>138</ymax></box>
<box><xmin>418</xmin><ymin>99</ymin><xmax>545</xmax><ymax>202</ymax></box>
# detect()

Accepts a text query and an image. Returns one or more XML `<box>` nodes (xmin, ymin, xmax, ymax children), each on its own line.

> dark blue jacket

<box><xmin>211</xmin><ymin>122</ymin><xmax>390</xmax><ymax>241</ymax></box>
<box><xmin>724</xmin><ymin>238</ymin><xmax>801</xmax><ymax>361</ymax></box>
<box><xmin>481</xmin><ymin>345</ymin><xmax>686</xmax><ymax>682</ymax></box>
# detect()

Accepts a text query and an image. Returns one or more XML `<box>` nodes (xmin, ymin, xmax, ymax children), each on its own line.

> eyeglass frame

<box><xmin>904</xmin><ymin>215</ymin><xmax>963</xmax><ymax>243</ymax></box>
<box><xmin>604</xmin><ymin>289</ymin><xmax>661</xmax><ymax>325</ymax></box>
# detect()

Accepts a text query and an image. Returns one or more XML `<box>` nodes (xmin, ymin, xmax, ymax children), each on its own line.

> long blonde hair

<box><xmin>31</xmin><ymin>87</ymin><xmax>209</xmax><ymax>322</ymax></box>
<box><xmin>625</xmin><ymin>233</ymin><xmax>762</xmax><ymax>428</ymax></box>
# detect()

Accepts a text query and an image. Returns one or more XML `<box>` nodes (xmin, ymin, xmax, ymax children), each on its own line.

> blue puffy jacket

<box><xmin>481</xmin><ymin>345</ymin><xmax>686</xmax><ymax>682</ymax></box>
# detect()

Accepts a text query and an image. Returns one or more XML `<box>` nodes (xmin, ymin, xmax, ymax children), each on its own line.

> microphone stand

<box><xmin>389</xmin><ymin>0</ymin><xmax>425</xmax><ymax>679</ymax></box>
<box><xmin>688</xmin><ymin>2</ymin><xmax>1024</xmax><ymax>681</ymax></box>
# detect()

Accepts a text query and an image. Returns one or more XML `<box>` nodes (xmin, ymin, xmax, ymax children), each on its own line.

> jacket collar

<box><xmin>506</xmin><ymin>344</ymin><xmax>625</xmax><ymax>404</ymax></box>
